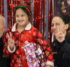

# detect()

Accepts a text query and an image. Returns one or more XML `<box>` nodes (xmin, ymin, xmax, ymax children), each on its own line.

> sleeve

<box><xmin>3</xmin><ymin>28</ymin><xmax>15</xmax><ymax>56</ymax></box>
<box><xmin>8</xmin><ymin>45</ymin><xmax>16</xmax><ymax>53</ymax></box>
<box><xmin>60</xmin><ymin>39</ymin><xmax>70</xmax><ymax>56</ymax></box>
<box><xmin>32</xmin><ymin>28</ymin><xmax>54</xmax><ymax>66</ymax></box>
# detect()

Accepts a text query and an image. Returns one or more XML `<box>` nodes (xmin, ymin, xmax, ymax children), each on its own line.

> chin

<box><xmin>19</xmin><ymin>23</ymin><xmax>25</xmax><ymax>26</ymax></box>
<box><xmin>0</xmin><ymin>32</ymin><xmax>3</xmax><ymax>38</ymax></box>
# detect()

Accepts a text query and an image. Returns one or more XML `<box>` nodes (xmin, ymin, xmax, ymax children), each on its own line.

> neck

<box><xmin>16</xmin><ymin>23</ymin><xmax>29</xmax><ymax>33</ymax></box>
<box><xmin>17</xmin><ymin>23</ymin><xmax>27</xmax><ymax>29</ymax></box>
<box><xmin>17</xmin><ymin>24</ymin><xmax>26</xmax><ymax>33</ymax></box>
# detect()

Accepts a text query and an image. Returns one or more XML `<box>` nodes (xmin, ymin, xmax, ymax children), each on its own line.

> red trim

<box><xmin>10</xmin><ymin>4</ymin><xmax>15</xmax><ymax>8</ymax></box>
<box><xmin>23</xmin><ymin>1</ymin><xmax>27</xmax><ymax>6</ymax></box>
<box><xmin>26</xmin><ymin>8</ymin><xmax>30</xmax><ymax>13</ymax></box>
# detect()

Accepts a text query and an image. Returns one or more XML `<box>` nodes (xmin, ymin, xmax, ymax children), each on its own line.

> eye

<box><xmin>56</xmin><ymin>23</ymin><xmax>60</xmax><ymax>26</ymax></box>
<box><xmin>51</xmin><ymin>24</ymin><xmax>54</xmax><ymax>27</ymax></box>
<box><xmin>16</xmin><ymin>15</ymin><xmax>19</xmax><ymax>17</ymax></box>
<box><xmin>21</xmin><ymin>15</ymin><xmax>24</xmax><ymax>17</ymax></box>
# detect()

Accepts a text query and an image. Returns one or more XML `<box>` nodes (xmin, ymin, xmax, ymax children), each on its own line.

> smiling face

<box><xmin>15</xmin><ymin>8</ymin><xmax>29</xmax><ymax>26</ymax></box>
<box><xmin>51</xmin><ymin>17</ymin><xmax>69</xmax><ymax>36</ymax></box>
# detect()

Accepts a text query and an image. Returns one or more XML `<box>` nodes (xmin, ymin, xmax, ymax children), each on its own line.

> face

<box><xmin>67</xmin><ymin>0</ymin><xmax>70</xmax><ymax>5</ymax></box>
<box><xmin>0</xmin><ymin>17</ymin><xmax>6</xmax><ymax>38</ymax></box>
<box><xmin>51</xmin><ymin>17</ymin><xmax>69</xmax><ymax>36</ymax></box>
<box><xmin>15</xmin><ymin>8</ymin><xmax>29</xmax><ymax>26</ymax></box>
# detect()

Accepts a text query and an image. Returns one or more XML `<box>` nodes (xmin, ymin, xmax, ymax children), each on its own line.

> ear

<box><xmin>3</xmin><ymin>25</ymin><xmax>6</xmax><ymax>32</ymax></box>
<box><xmin>65</xmin><ymin>24</ymin><xmax>69</xmax><ymax>30</ymax></box>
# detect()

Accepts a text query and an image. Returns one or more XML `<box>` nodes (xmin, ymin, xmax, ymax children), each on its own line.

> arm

<box><xmin>3</xmin><ymin>29</ymin><xmax>15</xmax><ymax>56</ymax></box>
<box><xmin>33</xmin><ymin>29</ymin><xmax>54</xmax><ymax>67</ymax></box>
<box><xmin>60</xmin><ymin>39</ymin><xmax>70</xmax><ymax>56</ymax></box>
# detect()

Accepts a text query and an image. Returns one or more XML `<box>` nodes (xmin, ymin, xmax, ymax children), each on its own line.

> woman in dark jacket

<box><xmin>51</xmin><ymin>14</ymin><xmax>70</xmax><ymax>67</ymax></box>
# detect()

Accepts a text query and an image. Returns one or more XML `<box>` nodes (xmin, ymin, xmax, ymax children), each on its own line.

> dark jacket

<box><xmin>51</xmin><ymin>33</ymin><xmax>70</xmax><ymax>67</ymax></box>
<box><xmin>0</xmin><ymin>38</ymin><xmax>10</xmax><ymax>67</ymax></box>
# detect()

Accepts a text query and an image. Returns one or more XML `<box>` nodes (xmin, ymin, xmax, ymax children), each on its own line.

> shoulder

<box><xmin>31</xmin><ymin>26</ymin><xmax>37</xmax><ymax>30</ymax></box>
<box><xmin>51</xmin><ymin>40</ymin><xmax>57</xmax><ymax>48</ymax></box>
<box><xmin>51</xmin><ymin>40</ymin><xmax>57</xmax><ymax>45</ymax></box>
<box><xmin>30</xmin><ymin>26</ymin><xmax>38</xmax><ymax>32</ymax></box>
<box><xmin>66</xmin><ymin>33</ymin><xmax>70</xmax><ymax>39</ymax></box>
<box><xmin>30</xmin><ymin>26</ymin><xmax>43</xmax><ymax>37</ymax></box>
<box><xmin>65</xmin><ymin>33</ymin><xmax>70</xmax><ymax>43</ymax></box>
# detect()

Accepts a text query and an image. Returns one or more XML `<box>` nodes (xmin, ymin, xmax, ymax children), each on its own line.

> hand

<box><xmin>54</xmin><ymin>27</ymin><xmax>65</xmax><ymax>43</ymax></box>
<box><xmin>7</xmin><ymin>32</ymin><xmax>15</xmax><ymax>50</ymax></box>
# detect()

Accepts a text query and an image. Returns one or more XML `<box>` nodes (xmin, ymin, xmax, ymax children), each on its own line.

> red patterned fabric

<box><xmin>23</xmin><ymin>1</ymin><xmax>27</xmax><ymax>6</ymax></box>
<box><xmin>3</xmin><ymin>25</ymin><xmax>53</xmax><ymax>67</ymax></box>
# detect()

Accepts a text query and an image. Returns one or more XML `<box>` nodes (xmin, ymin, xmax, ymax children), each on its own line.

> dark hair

<box><xmin>14</xmin><ymin>4</ymin><xmax>32</xmax><ymax>21</ymax></box>
<box><xmin>54</xmin><ymin>14</ymin><xmax>70</xmax><ymax>24</ymax></box>
<box><xmin>54</xmin><ymin>14</ymin><xmax>70</xmax><ymax>32</ymax></box>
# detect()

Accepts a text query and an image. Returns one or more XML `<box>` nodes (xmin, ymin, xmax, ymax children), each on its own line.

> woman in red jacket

<box><xmin>3</xmin><ymin>1</ymin><xmax>54</xmax><ymax>67</ymax></box>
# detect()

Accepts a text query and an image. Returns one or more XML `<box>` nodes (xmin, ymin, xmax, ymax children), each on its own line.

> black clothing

<box><xmin>51</xmin><ymin>33</ymin><xmax>70</xmax><ymax>67</ymax></box>
<box><xmin>0</xmin><ymin>38</ymin><xmax>10</xmax><ymax>67</ymax></box>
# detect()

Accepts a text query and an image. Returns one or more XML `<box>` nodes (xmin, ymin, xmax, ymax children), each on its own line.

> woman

<box><xmin>51</xmin><ymin>14</ymin><xmax>70</xmax><ymax>67</ymax></box>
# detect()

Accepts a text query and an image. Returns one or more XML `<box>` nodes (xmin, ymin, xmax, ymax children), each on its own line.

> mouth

<box><xmin>53</xmin><ymin>30</ymin><xmax>58</xmax><ymax>33</ymax></box>
<box><xmin>18</xmin><ymin>20</ymin><xmax>24</xmax><ymax>23</ymax></box>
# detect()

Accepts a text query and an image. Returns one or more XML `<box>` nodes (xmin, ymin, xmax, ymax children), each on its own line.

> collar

<box><xmin>11</xmin><ymin>22</ymin><xmax>31</xmax><ymax>32</ymax></box>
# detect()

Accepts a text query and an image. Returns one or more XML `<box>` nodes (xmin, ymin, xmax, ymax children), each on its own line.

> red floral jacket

<box><xmin>3</xmin><ymin>23</ymin><xmax>54</xmax><ymax>67</ymax></box>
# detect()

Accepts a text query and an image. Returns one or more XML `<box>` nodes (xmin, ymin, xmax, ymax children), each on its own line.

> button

<box><xmin>19</xmin><ymin>35</ymin><xmax>20</xmax><ymax>36</ymax></box>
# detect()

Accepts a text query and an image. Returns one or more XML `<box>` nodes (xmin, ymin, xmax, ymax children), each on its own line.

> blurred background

<box><xmin>0</xmin><ymin>0</ymin><xmax>70</xmax><ymax>45</ymax></box>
